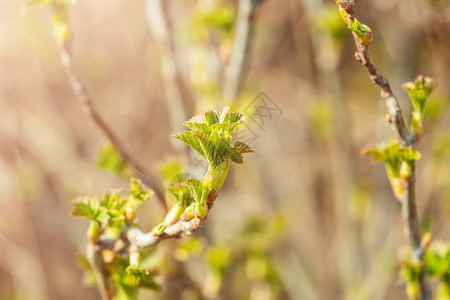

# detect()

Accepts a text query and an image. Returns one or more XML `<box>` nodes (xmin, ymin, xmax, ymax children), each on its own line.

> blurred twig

<box><xmin>222</xmin><ymin>0</ymin><xmax>264</xmax><ymax>101</ymax></box>
<box><xmin>52</xmin><ymin>15</ymin><xmax>167</xmax><ymax>210</ymax></box>
<box><xmin>144</xmin><ymin>0</ymin><xmax>194</xmax><ymax>133</ymax></box>
<box><xmin>336</xmin><ymin>1</ymin><xmax>431</xmax><ymax>299</ymax></box>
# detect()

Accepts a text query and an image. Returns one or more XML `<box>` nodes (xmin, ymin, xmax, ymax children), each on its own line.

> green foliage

<box><xmin>186</xmin><ymin>178</ymin><xmax>212</xmax><ymax>204</ymax></box>
<box><xmin>71</xmin><ymin>178</ymin><xmax>153</xmax><ymax>233</ymax></box>
<box><xmin>402</xmin><ymin>76</ymin><xmax>436</xmax><ymax>138</ymax></box>
<box><xmin>362</xmin><ymin>140</ymin><xmax>403</xmax><ymax>181</ymax></box>
<box><xmin>97</xmin><ymin>144</ymin><xmax>132</xmax><ymax>178</ymax></box>
<box><xmin>401</xmin><ymin>241</ymin><xmax>450</xmax><ymax>300</ymax></box>
<box><xmin>362</xmin><ymin>141</ymin><xmax>421</xmax><ymax>198</ymax></box>
<box><xmin>399</xmin><ymin>248</ymin><xmax>422</xmax><ymax>299</ymax></box>
<box><xmin>72</xmin><ymin>107</ymin><xmax>253</xmax><ymax>299</ymax></box>
<box><xmin>403</xmin><ymin>76</ymin><xmax>436</xmax><ymax>119</ymax></box>
<box><xmin>71</xmin><ymin>196</ymin><xmax>109</xmax><ymax>228</ymax></box>
<box><xmin>109</xmin><ymin>255</ymin><xmax>160</xmax><ymax>299</ymax></box>
<box><xmin>347</xmin><ymin>20</ymin><xmax>372</xmax><ymax>45</ymax></box>
<box><xmin>174</xmin><ymin>106</ymin><xmax>253</xmax><ymax>190</ymax></box>
<box><xmin>335</xmin><ymin>1</ymin><xmax>372</xmax><ymax>45</ymax></box>
<box><xmin>192</xmin><ymin>1</ymin><xmax>235</xmax><ymax>39</ymax></box>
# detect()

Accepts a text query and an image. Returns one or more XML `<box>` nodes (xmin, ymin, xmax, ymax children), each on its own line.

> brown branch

<box><xmin>55</xmin><ymin>43</ymin><xmax>167</xmax><ymax>211</ymax></box>
<box><xmin>86</xmin><ymin>243</ymin><xmax>115</xmax><ymax>300</ymax></box>
<box><xmin>337</xmin><ymin>1</ymin><xmax>431</xmax><ymax>299</ymax></box>
<box><xmin>222</xmin><ymin>0</ymin><xmax>264</xmax><ymax>101</ymax></box>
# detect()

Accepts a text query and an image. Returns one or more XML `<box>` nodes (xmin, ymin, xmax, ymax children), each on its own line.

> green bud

<box><xmin>391</xmin><ymin>178</ymin><xmax>406</xmax><ymax>199</ymax></box>
<box><xmin>163</xmin><ymin>203</ymin><xmax>186</xmax><ymax>226</ymax></box>
<box><xmin>399</xmin><ymin>162</ymin><xmax>412</xmax><ymax>181</ymax></box>
<box><xmin>348</xmin><ymin>20</ymin><xmax>373</xmax><ymax>45</ymax></box>
<box><xmin>153</xmin><ymin>224</ymin><xmax>166</xmax><ymax>236</ymax></box>
<box><xmin>410</xmin><ymin>111</ymin><xmax>424</xmax><ymax>137</ymax></box>
<box><xmin>87</xmin><ymin>221</ymin><xmax>101</xmax><ymax>243</ymax></box>
<box><xmin>180</xmin><ymin>204</ymin><xmax>195</xmax><ymax>221</ymax></box>
<box><xmin>195</xmin><ymin>201</ymin><xmax>208</xmax><ymax>219</ymax></box>
<box><xmin>125</xmin><ymin>206</ymin><xmax>135</xmax><ymax>222</ymax></box>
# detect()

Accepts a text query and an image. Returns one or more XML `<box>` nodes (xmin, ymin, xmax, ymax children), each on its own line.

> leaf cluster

<box><xmin>71</xmin><ymin>178</ymin><xmax>153</xmax><ymax>234</ymax></box>
<box><xmin>173</xmin><ymin>106</ymin><xmax>253</xmax><ymax>172</ymax></box>
<box><xmin>402</xmin><ymin>76</ymin><xmax>436</xmax><ymax>138</ymax></box>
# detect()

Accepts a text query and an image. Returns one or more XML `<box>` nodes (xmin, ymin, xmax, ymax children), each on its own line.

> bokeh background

<box><xmin>1</xmin><ymin>0</ymin><xmax>450</xmax><ymax>299</ymax></box>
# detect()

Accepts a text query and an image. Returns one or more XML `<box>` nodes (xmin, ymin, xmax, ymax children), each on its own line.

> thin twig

<box><xmin>55</xmin><ymin>43</ymin><xmax>167</xmax><ymax>210</ymax></box>
<box><xmin>222</xmin><ymin>0</ymin><xmax>264</xmax><ymax>101</ymax></box>
<box><xmin>86</xmin><ymin>243</ymin><xmax>115</xmax><ymax>300</ymax></box>
<box><xmin>337</xmin><ymin>1</ymin><xmax>431</xmax><ymax>299</ymax></box>
<box><xmin>144</xmin><ymin>0</ymin><xmax>194</xmax><ymax>133</ymax></box>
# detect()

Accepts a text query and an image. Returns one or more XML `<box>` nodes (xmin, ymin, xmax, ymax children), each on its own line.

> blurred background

<box><xmin>1</xmin><ymin>0</ymin><xmax>450</xmax><ymax>299</ymax></box>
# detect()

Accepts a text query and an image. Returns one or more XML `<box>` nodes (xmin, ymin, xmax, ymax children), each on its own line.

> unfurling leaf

<box><xmin>127</xmin><ymin>178</ymin><xmax>153</xmax><ymax>211</ymax></box>
<box><xmin>228</xmin><ymin>141</ymin><xmax>254</xmax><ymax>164</ymax></box>
<box><xmin>125</xmin><ymin>267</ymin><xmax>160</xmax><ymax>290</ymax></box>
<box><xmin>186</xmin><ymin>178</ymin><xmax>212</xmax><ymax>205</ymax></box>
<box><xmin>174</xmin><ymin>106</ymin><xmax>251</xmax><ymax>172</ymax></box>
<box><xmin>97</xmin><ymin>144</ymin><xmax>132</xmax><ymax>177</ymax></box>
<box><xmin>71</xmin><ymin>196</ymin><xmax>109</xmax><ymax>227</ymax></box>
<box><xmin>402</xmin><ymin>76</ymin><xmax>436</xmax><ymax>138</ymax></box>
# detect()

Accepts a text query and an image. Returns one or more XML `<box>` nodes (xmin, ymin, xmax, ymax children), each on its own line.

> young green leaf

<box><xmin>228</xmin><ymin>141</ymin><xmax>254</xmax><ymax>164</ymax></box>
<box><xmin>347</xmin><ymin>20</ymin><xmax>373</xmax><ymax>45</ymax></box>
<box><xmin>195</xmin><ymin>130</ymin><xmax>231</xmax><ymax>170</ymax></box>
<box><xmin>71</xmin><ymin>196</ymin><xmax>109</xmax><ymax>227</ymax></box>
<box><xmin>173</xmin><ymin>131</ymin><xmax>206</xmax><ymax>159</ymax></box>
<box><xmin>362</xmin><ymin>140</ymin><xmax>402</xmax><ymax>180</ymax></box>
<box><xmin>127</xmin><ymin>178</ymin><xmax>153</xmax><ymax>211</ymax></box>
<box><xmin>125</xmin><ymin>268</ymin><xmax>160</xmax><ymax>290</ymax></box>
<box><xmin>402</xmin><ymin>76</ymin><xmax>436</xmax><ymax>119</ymax></box>
<box><xmin>186</xmin><ymin>178</ymin><xmax>212</xmax><ymax>204</ymax></box>
<box><xmin>97</xmin><ymin>144</ymin><xmax>131</xmax><ymax>177</ymax></box>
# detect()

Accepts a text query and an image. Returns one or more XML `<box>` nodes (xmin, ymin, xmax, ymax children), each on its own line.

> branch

<box><xmin>144</xmin><ymin>0</ymin><xmax>194</xmax><ymax>132</ymax></box>
<box><xmin>51</xmin><ymin>5</ymin><xmax>167</xmax><ymax>210</ymax></box>
<box><xmin>126</xmin><ymin>189</ymin><xmax>219</xmax><ymax>249</ymax></box>
<box><xmin>336</xmin><ymin>1</ymin><xmax>431</xmax><ymax>299</ymax></box>
<box><xmin>222</xmin><ymin>0</ymin><xmax>264</xmax><ymax>101</ymax></box>
<box><xmin>86</xmin><ymin>243</ymin><xmax>115</xmax><ymax>300</ymax></box>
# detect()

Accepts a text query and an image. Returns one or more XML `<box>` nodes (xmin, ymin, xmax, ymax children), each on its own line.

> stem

<box><xmin>55</xmin><ymin>39</ymin><xmax>166</xmax><ymax>211</ymax></box>
<box><xmin>127</xmin><ymin>189</ymin><xmax>219</xmax><ymax>248</ymax></box>
<box><xmin>222</xmin><ymin>0</ymin><xmax>263</xmax><ymax>101</ymax></box>
<box><xmin>336</xmin><ymin>1</ymin><xmax>431</xmax><ymax>299</ymax></box>
<box><xmin>86</xmin><ymin>243</ymin><xmax>115</xmax><ymax>300</ymax></box>
<box><xmin>144</xmin><ymin>0</ymin><xmax>194</xmax><ymax>133</ymax></box>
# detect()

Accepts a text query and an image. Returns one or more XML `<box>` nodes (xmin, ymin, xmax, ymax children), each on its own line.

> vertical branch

<box><xmin>336</xmin><ymin>1</ymin><xmax>431</xmax><ymax>299</ymax></box>
<box><xmin>51</xmin><ymin>4</ymin><xmax>166</xmax><ymax>210</ymax></box>
<box><xmin>144</xmin><ymin>0</ymin><xmax>194</xmax><ymax>133</ymax></box>
<box><xmin>86</xmin><ymin>243</ymin><xmax>115</xmax><ymax>300</ymax></box>
<box><xmin>222</xmin><ymin>0</ymin><xmax>264</xmax><ymax>101</ymax></box>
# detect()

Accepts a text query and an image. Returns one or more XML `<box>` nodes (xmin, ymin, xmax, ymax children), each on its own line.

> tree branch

<box><xmin>126</xmin><ymin>189</ymin><xmax>219</xmax><ymax>249</ymax></box>
<box><xmin>336</xmin><ymin>1</ymin><xmax>431</xmax><ymax>299</ymax></box>
<box><xmin>55</xmin><ymin>40</ymin><xmax>167</xmax><ymax>211</ymax></box>
<box><xmin>222</xmin><ymin>0</ymin><xmax>264</xmax><ymax>101</ymax></box>
<box><xmin>144</xmin><ymin>0</ymin><xmax>194</xmax><ymax>133</ymax></box>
